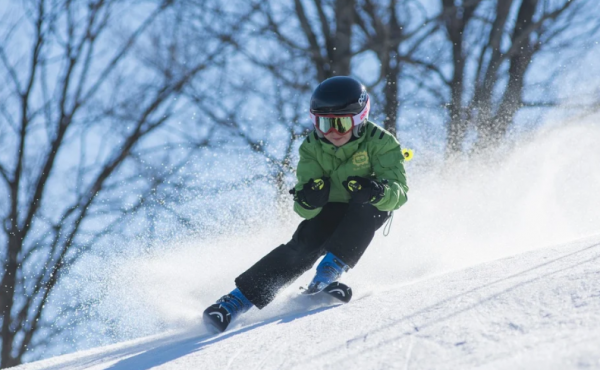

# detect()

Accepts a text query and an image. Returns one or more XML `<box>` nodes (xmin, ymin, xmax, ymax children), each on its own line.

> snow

<box><xmin>8</xmin><ymin>122</ymin><xmax>600</xmax><ymax>369</ymax></box>
<box><xmin>11</xmin><ymin>235</ymin><xmax>600</xmax><ymax>370</ymax></box>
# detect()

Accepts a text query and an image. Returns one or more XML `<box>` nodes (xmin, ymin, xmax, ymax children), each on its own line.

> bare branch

<box><xmin>503</xmin><ymin>1</ymin><xmax>575</xmax><ymax>60</ymax></box>
<box><xmin>262</xmin><ymin>9</ymin><xmax>306</xmax><ymax>51</ymax></box>
<box><xmin>294</xmin><ymin>0</ymin><xmax>326</xmax><ymax>80</ymax></box>
<box><xmin>0</xmin><ymin>48</ymin><xmax>22</xmax><ymax>95</ymax></box>
<box><xmin>313</xmin><ymin>0</ymin><xmax>334</xmax><ymax>65</ymax></box>
<box><xmin>0</xmin><ymin>164</ymin><xmax>11</xmax><ymax>186</ymax></box>
<box><xmin>79</xmin><ymin>1</ymin><xmax>171</xmax><ymax>106</ymax></box>
<box><xmin>72</xmin><ymin>0</ymin><xmax>111</xmax><ymax>107</ymax></box>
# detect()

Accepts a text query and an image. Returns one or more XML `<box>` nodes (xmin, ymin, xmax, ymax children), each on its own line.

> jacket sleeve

<box><xmin>371</xmin><ymin>135</ymin><xmax>409</xmax><ymax>211</ymax></box>
<box><xmin>293</xmin><ymin>137</ymin><xmax>325</xmax><ymax>219</ymax></box>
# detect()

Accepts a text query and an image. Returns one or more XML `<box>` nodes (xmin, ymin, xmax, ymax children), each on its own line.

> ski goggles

<box><xmin>309</xmin><ymin>97</ymin><xmax>370</xmax><ymax>135</ymax></box>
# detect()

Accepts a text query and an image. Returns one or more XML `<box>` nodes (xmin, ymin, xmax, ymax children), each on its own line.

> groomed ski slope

<box><xmin>12</xmin><ymin>235</ymin><xmax>600</xmax><ymax>370</ymax></box>
<box><xmin>11</xmin><ymin>123</ymin><xmax>600</xmax><ymax>369</ymax></box>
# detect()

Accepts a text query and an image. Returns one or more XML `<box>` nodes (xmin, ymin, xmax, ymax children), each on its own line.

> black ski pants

<box><xmin>235</xmin><ymin>202</ymin><xmax>389</xmax><ymax>309</ymax></box>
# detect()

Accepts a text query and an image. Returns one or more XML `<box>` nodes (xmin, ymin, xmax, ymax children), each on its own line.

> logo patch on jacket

<box><xmin>352</xmin><ymin>151</ymin><xmax>370</xmax><ymax>169</ymax></box>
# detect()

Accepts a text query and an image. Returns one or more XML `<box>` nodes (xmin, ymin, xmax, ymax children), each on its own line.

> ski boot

<box><xmin>303</xmin><ymin>252</ymin><xmax>349</xmax><ymax>295</ymax></box>
<box><xmin>203</xmin><ymin>288</ymin><xmax>253</xmax><ymax>333</ymax></box>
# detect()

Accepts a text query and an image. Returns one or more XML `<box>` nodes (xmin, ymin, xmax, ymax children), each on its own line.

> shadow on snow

<box><xmin>103</xmin><ymin>304</ymin><xmax>340</xmax><ymax>370</ymax></box>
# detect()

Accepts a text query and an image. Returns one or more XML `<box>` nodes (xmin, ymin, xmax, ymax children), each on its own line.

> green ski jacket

<box><xmin>294</xmin><ymin>121</ymin><xmax>409</xmax><ymax>219</ymax></box>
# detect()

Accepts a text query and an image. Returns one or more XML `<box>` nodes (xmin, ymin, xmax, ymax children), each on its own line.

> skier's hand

<box><xmin>293</xmin><ymin>178</ymin><xmax>330</xmax><ymax>209</ymax></box>
<box><xmin>342</xmin><ymin>176</ymin><xmax>386</xmax><ymax>204</ymax></box>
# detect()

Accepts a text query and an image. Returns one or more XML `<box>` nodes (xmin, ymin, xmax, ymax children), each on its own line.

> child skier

<box><xmin>203</xmin><ymin>76</ymin><xmax>409</xmax><ymax>332</ymax></box>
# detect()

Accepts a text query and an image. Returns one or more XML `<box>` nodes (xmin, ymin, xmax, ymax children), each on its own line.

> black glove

<box><xmin>292</xmin><ymin>178</ymin><xmax>330</xmax><ymax>210</ymax></box>
<box><xmin>342</xmin><ymin>176</ymin><xmax>386</xmax><ymax>204</ymax></box>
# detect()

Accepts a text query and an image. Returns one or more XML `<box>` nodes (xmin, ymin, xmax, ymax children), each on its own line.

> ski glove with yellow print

<box><xmin>342</xmin><ymin>176</ymin><xmax>386</xmax><ymax>204</ymax></box>
<box><xmin>293</xmin><ymin>178</ymin><xmax>331</xmax><ymax>210</ymax></box>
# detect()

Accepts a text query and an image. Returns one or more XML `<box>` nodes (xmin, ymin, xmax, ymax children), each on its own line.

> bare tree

<box><xmin>440</xmin><ymin>0</ymin><xmax>599</xmax><ymax>155</ymax></box>
<box><xmin>440</xmin><ymin>0</ymin><xmax>481</xmax><ymax>154</ymax></box>
<box><xmin>178</xmin><ymin>0</ymin><xmax>337</xmax><ymax>203</ymax></box>
<box><xmin>354</xmin><ymin>0</ymin><xmax>442</xmax><ymax>134</ymax></box>
<box><xmin>243</xmin><ymin>0</ymin><xmax>435</xmax><ymax>138</ymax></box>
<box><xmin>0</xmin><ymin>0</ymin><xmax>238</xmax><ymax>366</ymax></box>
<box><xmin>216</xmin><ymin>0</ymin><xmax>600</xmax><ymax>170</ymax></box>
<box><xmin>291</xmin><ymin>0</ymin><xmax>355</xmax><ymax>80</ymax></box>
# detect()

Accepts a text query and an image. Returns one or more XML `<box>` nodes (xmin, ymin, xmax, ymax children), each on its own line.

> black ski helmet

<box><xmin>310</xmin><ymin>76</ymin><xmax>370</xmax><ymax>137</ymax></box>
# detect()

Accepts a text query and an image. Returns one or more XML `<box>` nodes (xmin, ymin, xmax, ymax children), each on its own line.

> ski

<box><xmin>322</xmin><ymin>282</ymin><xmax>352</xmax><ymax>303</ymax></box>
<box><xmin>300</xmin><ymin>282</ymin><xmax>352</xmax><ymax>303</ymax></box>
<box><xmin>203</xmin><ymin>304</ymin><xmax>231</xmax><ymax>333</ymax></box>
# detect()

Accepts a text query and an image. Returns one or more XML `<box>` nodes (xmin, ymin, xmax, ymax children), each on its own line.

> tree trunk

<box><xmin>382</xmin><ymin>58</ymin><xmax>400</xmax><ymax>136</ymax></box>
<box><xmin>381</xmin><ymin>4</ymin><xmax>402</xmax><ymax>136</ymax></box>
<box><xmin>446</xmin><ymin>19</ymin><xmax>467</xmax><ymax>155</ymax></box>
<box><xmin>443</xmin><ymin>0</ymin><xmax>480</xmax><ymax>155</ymax></box>
<box><xmin>490</xmin><ymin>0</ymin><xmax>537</xmax><ymax>143</ymax></box>
<box><xmin>1</xmin><ymin>234</ymin><xmax>20</xmax><ymax>368</ymax></box>
<box><xmin>331</xmin><ymin>0</ymin><xmax>354</xmax><ymax>77</ymax></box>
